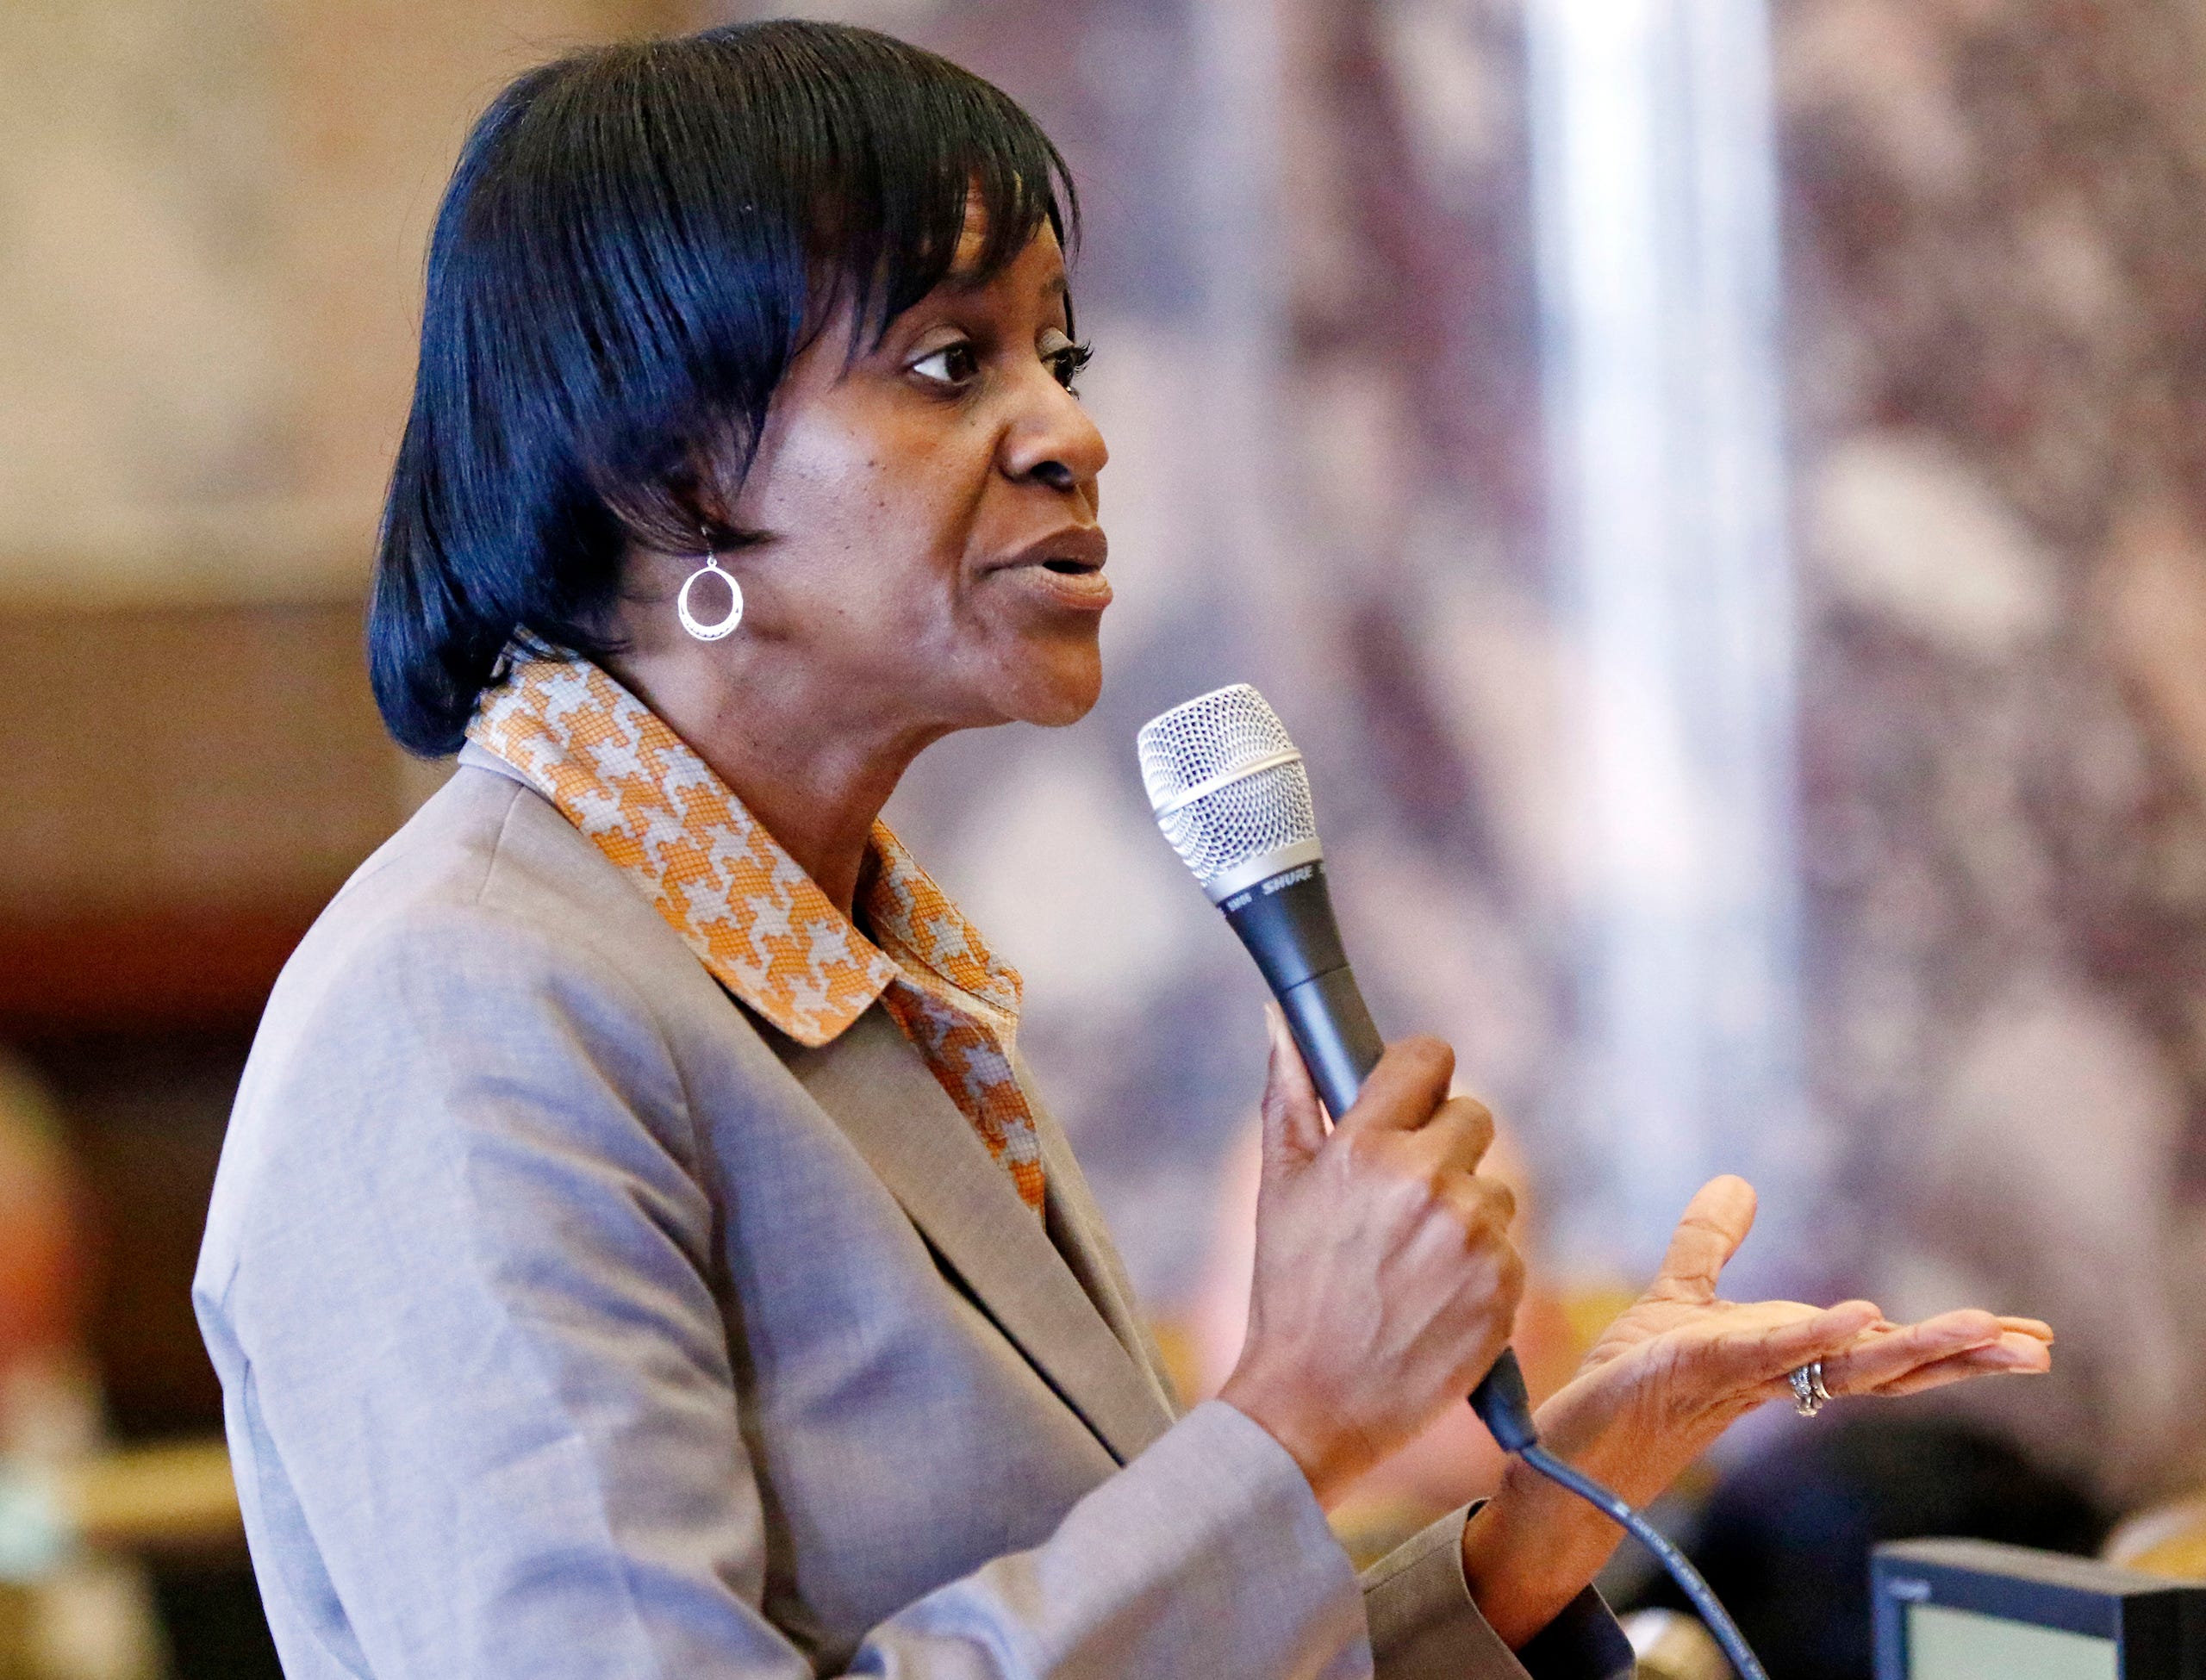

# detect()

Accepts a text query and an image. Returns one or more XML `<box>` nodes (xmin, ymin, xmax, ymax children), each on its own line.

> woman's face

<box><xmin>714</xmin><ymin>214</ymin><xmax>1109</xmax><ymax>733</ymax></box>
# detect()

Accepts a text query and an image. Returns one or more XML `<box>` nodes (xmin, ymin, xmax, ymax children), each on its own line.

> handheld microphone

<box><xmin>1137</xmin><ymin>683</ymin><xmax>1770</xmax><ymax>1680</ymax></box>
<box><xmin>1135</xmin><ymin>683</ymin><xmax>1539</xmax><ymax>1452</ymax></box>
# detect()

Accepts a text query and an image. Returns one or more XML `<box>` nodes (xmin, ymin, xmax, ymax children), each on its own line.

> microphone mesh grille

<box><xmin>1136</xmin><ymin>684</ymin><xmax>1319</xmax><ymax>887</ymax></box>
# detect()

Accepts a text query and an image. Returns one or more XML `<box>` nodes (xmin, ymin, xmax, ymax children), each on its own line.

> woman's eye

<box><xmin>1047</xmin><ymin>340</ymin><xmax>1094</xmax><ymax>393</ymax></box>
<box><xmin>910</xmin><ymin>343</ymin><xmax>981</xmax><ymax>387</ymax></box>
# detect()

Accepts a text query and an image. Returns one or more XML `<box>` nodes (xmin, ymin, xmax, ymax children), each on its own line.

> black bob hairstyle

<box><xmin>369</xmin><ymin>20</ymin><xmax>1077</xmax><ymax>756</ymax></box>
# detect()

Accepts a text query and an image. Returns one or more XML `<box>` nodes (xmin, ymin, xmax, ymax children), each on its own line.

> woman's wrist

<box><xmin>1460</xmin><ymin>1374</ymin><xmax>1741</xmax><ymax>1648</ymax></box>
<box><xmin>1458</xmin><ymin>1451</ymin><xmax>1628</xmax><ymax>1648</ymax></box>
<box><xmin>1215</xmin><ymin>1371</ymin><xmax>1368</xmax><ymax>1512</ymax></box>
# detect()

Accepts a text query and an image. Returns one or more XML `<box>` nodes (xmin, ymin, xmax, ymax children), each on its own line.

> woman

<box><xmin>193</xmin><ymin>22</ymin><xmax>2052</xmax><ymax>1680</ymax></box>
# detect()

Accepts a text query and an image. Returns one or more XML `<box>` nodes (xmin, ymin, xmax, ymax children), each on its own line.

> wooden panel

<box><xmin>0</xmin><ymin>600</ymin><xmax>411</xmax><ymax>1030</ymax></box>
<box><xmin>0</xmin><ymin>600</ymin><xmax>399</xmax><ymax>908</ymax></box>
<box><xmin>0</xmin><ymin>904</ymin><xmax>323</xmax><ymax>1036</ymax></box>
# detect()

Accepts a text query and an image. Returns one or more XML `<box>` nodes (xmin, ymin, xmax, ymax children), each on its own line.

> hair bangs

<box><xmin>736</xmin><ymin>25</ymin><xmax>1078</xmax><ymax>354</ymax></box>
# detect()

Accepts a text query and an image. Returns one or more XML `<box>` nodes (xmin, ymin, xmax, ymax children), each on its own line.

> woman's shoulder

<box><xmin>199</xmin><ymin>758</ymin><xmax>734</xmax><ymax>1304</ymax></box>
<box><xmin>293</xmin><ymin>752</ymin><xmax>661</xmax><ymax>991</ymax></box>
<box><xmin>242</xmin><ymin>755</ymin><xmax>724</xmax><ymax>1107</ymax></box>
<box><xmin>330</xmin><ymin>748</ymin><xmax>601</xmax><ymax>921</ymax></box>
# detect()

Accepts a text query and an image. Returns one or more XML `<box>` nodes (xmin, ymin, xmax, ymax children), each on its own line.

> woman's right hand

<box><xmin>1218</xmin><ymin>1007</ymin><xmax>1524</xmax><ymax>1509</ymax></box>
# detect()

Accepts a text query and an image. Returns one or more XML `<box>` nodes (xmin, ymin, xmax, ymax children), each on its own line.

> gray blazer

<box><xmin>195</xmin><ymin>749</ymin><xmax>1630</xmax><ymax>1680</ymax></box>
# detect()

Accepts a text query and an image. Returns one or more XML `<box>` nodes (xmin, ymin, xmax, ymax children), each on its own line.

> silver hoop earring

<box><xmin>676</xmin><ymin>546</ymin><xmax>744</xmax><ymax>642</ymax></box>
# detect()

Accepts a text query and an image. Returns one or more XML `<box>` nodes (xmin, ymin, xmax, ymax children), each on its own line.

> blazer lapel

<box><xmin>787</xmin><ymin>1006</ymin><xmax>1175</xmax><ymax>1465</ymax></box>
<box><xmin>1020</xmin><ymin>1072</ymin><xmax>1181</xmax><ymax>1424</ymax></box>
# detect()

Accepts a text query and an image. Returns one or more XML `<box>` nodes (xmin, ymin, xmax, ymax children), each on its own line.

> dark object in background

<box><xmin>147</xmin><ymin>1561</ymin><xmax>284</xmax><ymax>1680</ymax></box>
<box><xmin>1630</xmin><ymin>1415</ymin><xmax>2110</xmax><ymax>1680</ymax></box>
<box><xmin>1872</xmin><ymin>1538</ymin><xmax>2205</xmax><ymax>1679</ymax></box>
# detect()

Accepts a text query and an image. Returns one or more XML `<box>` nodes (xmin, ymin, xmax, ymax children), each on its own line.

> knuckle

<box><xmin>1440</xmin><ymin>1188</ymin><xmax>1489</xmax><ymax>1248</ymax></box>
<box><xmin>1482</xmin><ymin>1178</ymin><xmax>1518</xmax><ymax>1226</ymax></box>
<box><xmin>1496</xmin><ymin>1244</ymin><xmax>1528</xmax><ymax>1303</ymax></box>
<box><xmin>1384</xmin><ymin>1164</ymin><xmax>1443</xmax><ymax>1219</ymax></box>
<box><xmin>1436</xmin><ymin>1096</ymin><xmax>1495</xmax><ymax>1156</ymax></box>
<box><xmin>1462</xmin><ymin>1100</ymin><xmax>1497</xmax><ymax>1151</ymax></box>
<box><xmin>1447</xmin><ymin>1093</ymin><xmax>1495</xmax><ymax>1134</ymax></box>
<box><xmin>1341</xmin><ymin>1127</ymin><xmax>1391</xmax><ymax>1173</ymax></box>
<box><xmin>1394</xmin><ymin>1034</ymin><xmax>1456</xmax><ymax>1082</ymax></box>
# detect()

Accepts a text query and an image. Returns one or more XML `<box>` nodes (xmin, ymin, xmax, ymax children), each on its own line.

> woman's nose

<box><xmin>1000</xmin><ymin>377</ymin><xmax>1107</xmax><ymax>497</ymax></box>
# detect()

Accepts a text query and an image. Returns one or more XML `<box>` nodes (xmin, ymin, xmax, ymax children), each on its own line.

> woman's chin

<box><xmin>998</xmin><ymin>643</ymin><xmax>1103</xmax><ymax>728</ymax></box>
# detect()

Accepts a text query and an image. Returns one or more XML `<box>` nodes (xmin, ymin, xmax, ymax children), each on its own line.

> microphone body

<box><xmin>1217</xmin><ymin>860</ymin><xmax>1380</xmax><ymax>1117</ymax></box>
<box><xmin>1216</xmin><ymin>856</ymin><xmax>1539</xmax><ymax>1453</ymax></box>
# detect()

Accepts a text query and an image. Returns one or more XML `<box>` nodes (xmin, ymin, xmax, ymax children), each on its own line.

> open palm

<box><xmin>1460</xmin><ymin>1175</ymin><xmax>2052</xmax><ymax>1647</ymax></box>
<box><xmin>1540</xmin><ymin>1174</ymin><xmax>2053</xmax><ymax>1509</ymax></box>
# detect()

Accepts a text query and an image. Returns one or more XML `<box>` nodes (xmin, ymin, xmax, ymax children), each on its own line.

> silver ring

<box><xmin>1788</xmin><ymin>1360</ymin><xmax>1833</xmax><ymax>1417</ymax></box>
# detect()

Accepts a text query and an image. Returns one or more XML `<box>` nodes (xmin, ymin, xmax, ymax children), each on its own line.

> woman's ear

<box><xmin>596</xmin><ymin>447</ymin><xmax>748</xmax><ymax>562</ymax></box>
<box><xmin>671</xmin><ymin>436</ymin><xmax>761</xmax><ymax>554</ymax></box>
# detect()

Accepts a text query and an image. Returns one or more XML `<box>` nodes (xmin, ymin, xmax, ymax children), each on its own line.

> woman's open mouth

<box><xmin>991</xmin><ymin>528</ymin><xmax>1112</xmax><ymax>612</ymax></box>
<box><xmin>1005</xmin><ymin>557</ymin><xmax>1112</xmax><ymax>610</ymax></box>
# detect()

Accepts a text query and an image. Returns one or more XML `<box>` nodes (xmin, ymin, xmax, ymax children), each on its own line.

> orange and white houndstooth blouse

<box><xmin>467</xmin><ymin>653</ymin><xmax>1047</xmax><ymax>1213</ymax></box>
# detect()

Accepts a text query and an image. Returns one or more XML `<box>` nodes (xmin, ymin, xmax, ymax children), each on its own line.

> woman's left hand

<box><xmin>1458</xmin><ymin>1174</ymin><xmax>2053</xmax><ymax>1648</ymax></box>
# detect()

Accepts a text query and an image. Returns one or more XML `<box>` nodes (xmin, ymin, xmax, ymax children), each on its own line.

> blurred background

<box><xmin>4</xmin><ymin>0</ymin><xmax>2205</xmax><ymax>1675</ymax></box>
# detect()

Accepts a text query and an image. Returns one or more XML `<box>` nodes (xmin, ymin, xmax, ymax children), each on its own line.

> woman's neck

<box><xmin>600</xmin><ymin>645</ymin><xmax>944</xmax><ymax>923</ymax></box>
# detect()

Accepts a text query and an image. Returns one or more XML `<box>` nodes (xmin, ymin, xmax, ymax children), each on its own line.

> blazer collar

<box><xmin>786</xmin><ymin>1006</ymin><xmax>1175</xmax><ymax>1465</ymax></box>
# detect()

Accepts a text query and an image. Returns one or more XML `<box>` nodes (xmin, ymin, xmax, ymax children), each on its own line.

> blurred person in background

<box><xmin>192</xmin><ymin>21</ymin><xmax>2052</xmax><ymax>1680</ymax></box>
<box><xmin>0</xmin><ymin>1054</ymin><xmax>165</xmax><ymax>1680</ymax></box>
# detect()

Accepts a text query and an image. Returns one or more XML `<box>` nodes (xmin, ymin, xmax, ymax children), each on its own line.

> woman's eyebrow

<box><xmin>938</xmin><ymin>264</ymin><xmax>1069</xmax><ymax>302</ymax></box>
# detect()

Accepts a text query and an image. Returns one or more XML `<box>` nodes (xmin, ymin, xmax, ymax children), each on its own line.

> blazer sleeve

<box><xmin>202</xmin><ymin>905</ymin><xmax>1605</xmax><ymax>1680</ymax></box>
<box><xmin>1362</xmin><ymin>1512</ymin><xmax>1636</xmax><ymax>1680</ymax></box>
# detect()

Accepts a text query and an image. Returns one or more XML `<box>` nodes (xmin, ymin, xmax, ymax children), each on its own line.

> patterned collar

<box><xmin>465</xmin><ymin>655</ymin><xmax>1024</xmax><ymax>1050</ymax></box>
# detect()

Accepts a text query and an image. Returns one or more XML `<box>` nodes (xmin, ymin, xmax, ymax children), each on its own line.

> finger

<box><xmin>1441</xmin><ymin>1171</ymin><xmax>1519</xmax><ymax>1239</ymax></box>
<box><xmin>1858</xmin><ymin>1312</ymin><xmax>2050</xmax><ymax>1345</ymax></box>
<box><xmin>1405</xmin><ymin>1093</ymin><xmax>1498</xmax><ymax>1178</ymax></box>
<box><xmin>1739</xmin><ymin>1298</ymin><xmax>1883</xmax><ymax>1384</ymax></box>
<box><xmin>1822</xmin><ymin>1310</ymin><xmax>2003</xmax><ymax>1394</ymax></box>
<box><xmin>1977</xmin><ymin>1330</ymin><xmax>2054</xmax><ymax>1372</ymax></box>
<box><xmin>1257</xmin><ymin>1005</ymin><xmax>1328</xmax><ymax>1173</ymax></box>
<box><xmin>1648</xmin><ymin>1177</ymin><xmax>1758</xmax><ymax>1304</ymax></box>
<box><xmin>1853</xmin><ymin>1322</ymin><xmax>2055</xmax><ymax>1384</ymax></box>
<box><xmin>1335</xmin><ymin>1035</ymin><xmax>1455</xmax><ymax>1137</ymax></box>
<box><xmin>1862</xmin><ymin>1334</ymin><xmax>2053</xmax><ymax>1396</ymax></box>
